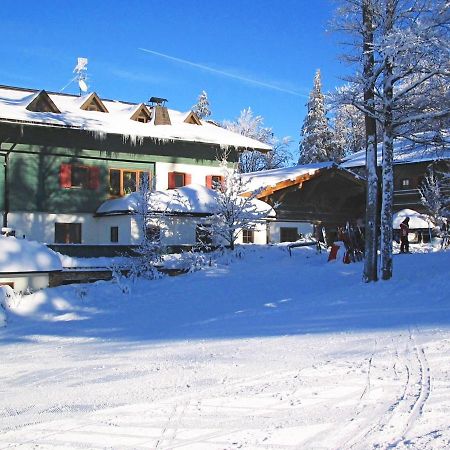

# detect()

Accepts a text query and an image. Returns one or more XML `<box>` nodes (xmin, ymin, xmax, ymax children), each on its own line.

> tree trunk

<box><xmin>362</xmin><ymin>0</ymin><xmax>379</xmax><ymax>283</ymax></box>
<box><xmin>381</xmin><ymin>0</ymin><xmax>395</xmax><ymax>280</ymax></box>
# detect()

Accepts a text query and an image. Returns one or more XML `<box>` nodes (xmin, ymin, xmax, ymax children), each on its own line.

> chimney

<box><xmin>149</xmin><ymin>97</ymin><xmax>171</xmax><ymax>125</ymax></box>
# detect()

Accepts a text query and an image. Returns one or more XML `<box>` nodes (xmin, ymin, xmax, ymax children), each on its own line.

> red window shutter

<box><xmin>89</xmin><ymin>166</ymin><xmax>100</xmax><ymax>190</ymax></box>
<box><xmin>60</xmin><ymin>164</ymin><xmax>72</xmax><ymax>188</ymax></box>
<box><xmin>168</xmin><ymin>172</ymin><xmax>176</xmax><ymax>189</ymax></box>
<box><xmin>206</xmin><ymin>175</ymin><xmax>212</xmax><ymax>189</ymax></box>
<box><xmin>185</xmin><ymin>173</ymin><xmax>192</xmax><ymax>185</ymax></box>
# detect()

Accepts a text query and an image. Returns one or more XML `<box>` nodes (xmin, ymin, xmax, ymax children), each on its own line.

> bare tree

<box><xmin>420</xmin><ymin>164</ymin><xmax>450</xmax><ymax>224</ymax></box>
<box><xmin>208</xmin><ymin>154</ymin><xmax>270</xmax><ymax>250</ymax></box>
<box><xmin>130</xmin><ymin>175</ymin><xmax>163</xmax><ymax>279</ymax></box>
<box><xmin>191</xmin><ymin>90</ymin><xmax>211</xmax><ymax>120</ymax></box>
<box><xmin>334</xmin><ymin>0</ymin><xmax>450</xmax><ymax>280</ymax></box>
<box><xmin>223</xmin><ymin>107</ymin><xmax>292</xmax><ymax>172</ymax></box>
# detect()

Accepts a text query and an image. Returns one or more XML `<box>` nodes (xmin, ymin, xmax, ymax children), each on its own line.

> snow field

<box><xmin>0</xmin><ymin>245</ymin><xmax>449</xmax><ymax>449</ymax></box>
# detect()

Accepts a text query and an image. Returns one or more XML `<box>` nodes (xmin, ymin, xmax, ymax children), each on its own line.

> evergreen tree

<box><xmin>191</xmin><ymin>90</ymin><xmax>211</xmax><ymax>119</ymax></box>
<box><xmin>298</xmin><ymin>70</ymin><xmax>334</xmax><ymax>164</ymax></box>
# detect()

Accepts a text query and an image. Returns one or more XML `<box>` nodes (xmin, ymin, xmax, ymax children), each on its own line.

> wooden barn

<box><xmin>241</xmin><ymin>163</ymin><xmax>366</xmax><ymax>242</ymax></box>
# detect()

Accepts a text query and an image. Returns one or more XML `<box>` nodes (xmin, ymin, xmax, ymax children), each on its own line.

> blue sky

<box><xmin>2</xmin><ymin>0</ymin><xmax>349</xmax><ymax>161</ymax></box>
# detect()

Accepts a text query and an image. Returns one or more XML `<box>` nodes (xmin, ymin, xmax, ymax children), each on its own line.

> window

<box><xmin>401</xmin><ymin>178</ymin><xmax>410</xmax><ymax>189</ymax></box>
<box><xmin>136</xmin><ymin>114</ymin><xmax>148</xmax><ymax>123</ymax></box>
<box><xmin>280</xmin><ymin>227</ymin><xmax>298</xmax><ymax>242</ymax></box>
<box><xmin>206</xmin><ymin>175</ymin><xmax>223</xmax><ymax>190</ymax></box>
<box><xmin>242</xmin><ymin>229</ymin><xmax>254</xmax><ymax>244</ymax></box>
<box><xmin>145</xmin><ymin>225</ymin><xmax>160</xmax><ymax>243</ymax></box>
<box><xmin>196</xmin><ymin>225</ymin><xmax>212</xmax><ymax>246</ymax></box>
<box><xmin>60</xmin><ymin>164</ymin><xmax>100</xmax><ymax>190</ymax></box>
<box><xmin>55</xmin><ymin>223</ymin><xmax>82</xmax><ymax>244</ymax></box>
<box><xmin>174</xmin><ymin>173</ymin><xmax>185</xmax><ymax>187</ymax></box>
<box><xmin>71</xmin><ymin>166</ymin><xmax>90</xmax><ymax>188</ymax></box>
<box><xmin>80</xmin><ymin>93</ymin><xmax>109</xmax><ymax>113</ymax></box>
<box><xmin>110</xmin><ymin>226</ymin><xmax>119</xmax><ymax>243</ymax></box>
<box><xmin>109</xmin><ymin>169</ymin><xmax>150</xmax><ymax>196</ymax></box>
<box><xmin>168</xmin><ymin>172</ymin><xmax>191</xmax><ymax>189</ymax></box>
<box><xmin>26</xmin><ymin>90</ymin><xmax>61</xmax><ymax>114</ymax></box>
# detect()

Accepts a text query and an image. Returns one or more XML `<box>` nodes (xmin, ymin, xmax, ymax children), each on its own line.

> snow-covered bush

<box><xmin>0</xmin><ymin>285</ymin><xmax>16</xmax><ymax>327</ymax></box>
<box><xmin>207</xmin><ymin>156</ymin><xmax>271</xmax><ymax>251</ymax></box>
<box><xmin>128</xmin><ymin>175</ymin><xmax>164</xmax><ymax>280</ymax></box>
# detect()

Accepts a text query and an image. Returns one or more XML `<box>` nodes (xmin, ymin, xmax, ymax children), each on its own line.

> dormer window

<box><xmin>26</xmin><ymin>90</ymin><xmax>61</xmax><ymax>114</ymax></box>
<box><xmin>184</xmin><ymin>111</ymin><xmax>202</xmax><ymax>125</ymax></box>
<box><xmin>80</xmin><ymin>92</ymin><xmax>109</xmax><ymax>113</ymax></box>
<box><xmin>130</xmin><ymin>103</ymin><xmax>152</xmax><ymax>123</ymax></box>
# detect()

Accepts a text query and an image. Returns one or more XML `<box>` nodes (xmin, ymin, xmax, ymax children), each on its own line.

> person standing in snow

<box><xmin>399</xmin><ymin>217</ymin><xmax>410</xmax><ymax>253</ymax></box>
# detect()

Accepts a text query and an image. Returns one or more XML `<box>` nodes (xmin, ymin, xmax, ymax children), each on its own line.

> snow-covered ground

<box><xmin>1</xmin><ymin>245</ymin><xmax>449</xmax><ymax>449</ymax></box>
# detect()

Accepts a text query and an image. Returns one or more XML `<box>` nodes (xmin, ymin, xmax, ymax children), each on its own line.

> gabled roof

<box><xmin>25</xmin><ymin>90</ymin><xmax>61</xmax><ymax>114</ymax></box>
<box><xmin>240</xmin><ymin>163</ymin><xmax>365</xmax><ymax>198</ymax></box>
<box><xmin>184</xmin><ymin>111</ymin><xmax>202</xmax><ymax>125</ymax></box>
<box><xmin>341</xmin><ymin>135</ymin><xmax>450</xmax><ymax>168</ymax></box>
<box><xmin>79</xmin><ymin>92</ymin><xmax>109</xmax><ymax>113</ymax></box>
<box><xmin>129</xmin><ymin>103</ymin><xmax>152</xmax><ymax>122</ymax></box>
<box><xmin>0</xmin><ymin>85</ymin><xmax>272</xmax><ymax>151</ymax></box>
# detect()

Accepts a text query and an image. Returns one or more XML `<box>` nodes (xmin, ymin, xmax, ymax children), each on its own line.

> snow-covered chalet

<box><xmin>0</xmin><ymin>85</ymin><xmax>271</xmax><ymax>254</ymax></box>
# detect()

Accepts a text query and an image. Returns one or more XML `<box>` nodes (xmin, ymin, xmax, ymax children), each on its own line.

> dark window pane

<box><xmin>242</xmin><ymin>229</ymin><xmax>254</xmax><ymax>244</ymax></box>
<box><xmin>280</xmin><ymin>227</ymin><xmax>298</xmax><ymax>243</ymax></box>
<box><xmin>109</xmin><ymin>170</ymin><xmax>121</xmax><ymax>196</ymax></box>
<box><xmin>55</xmin><ymin>223</ymin><xmax>82</xmax><ymax>244</ymax></box>
<box><xmin>145</xmin><ymin>225</ymin><xmax>160</xmax><ymax>243</ymax></box>
<box><xmin>211</xmin><ymin>175</ymin><xmax>222</xmax><ymax>190</ymax></box>
<box><xmin>71</xmin><ymin>166</ymin><xmax>90</xmax><ymax>188</ymax></box>
<box><xmin>139</xmin><ymin>172</ymin><xmax>150</xmax><ymax>190</ymax></box>
<box><xmin>196</xmin><ymin>225</ymin><xmax>212</xmax><ymax>246</ymax></box>
<box><xmin>110</xmin><ymin>226</ymin><xmax>119</xmax><ymax>243</ymax></box>
<box><xmin>174</xmin><ymin>173</ymin><xmax>185</xmax><ymax>188</ymax></box>
<box><xmin>123</xmin><ymin>171</ymin><xmax>137</xmax><ymax>193</ymax></box>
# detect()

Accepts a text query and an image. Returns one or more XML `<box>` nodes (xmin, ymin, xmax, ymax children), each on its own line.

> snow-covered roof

<box><xmin>393</xmin><ymin>209</ymin><xmax>433</xmax><ymax>229</ymax></box>
<box><xmin>0</xmin><ymin>86</ymin><xmax>271</xmax><ymax>151</ymax></box>
<box><xmin>341</xmin><ymin>136</ymin><xmax>450</xmax><ymax>169</ymax></box>
<box><xmin>96</xmin><ymin>184</ymin><xmax>275</xmax><ymax>217</ymax></box>
<box><xmin>0</xmin><ymin>236</ymin><xmax>62</xmax><ymax>273</ymax></box>
<box><xmin>240</xmin><ymin>162</ymin><xmax>335</xmax><ymax>194</ymax></box>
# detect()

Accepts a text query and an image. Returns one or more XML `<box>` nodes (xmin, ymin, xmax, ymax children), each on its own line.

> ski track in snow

<box><xmin>0</xmin><ymin>246</ymin><xmax>449</xmax><ymax>449</ymax></box>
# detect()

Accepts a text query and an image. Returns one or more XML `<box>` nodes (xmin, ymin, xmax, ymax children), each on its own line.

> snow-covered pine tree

<box><xmin>298</xmin><ymin>70</ymin><xmax>334</xmax><ymax>164</ymax></box>
<box><xmin>191</xmin><ymin>90</ymin><xmax>211</xmax><ymax>120</ymax></box>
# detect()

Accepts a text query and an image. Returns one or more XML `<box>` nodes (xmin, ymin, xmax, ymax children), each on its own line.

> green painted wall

<box><xmin>6</xmin><ymin>149</ymin><xmax>156</xmax><ymax>213</ymax></box>
<box><xmin>0</xmin><ymin>121</ymin><xmax>238</xmax><ymax>215</ymax></box>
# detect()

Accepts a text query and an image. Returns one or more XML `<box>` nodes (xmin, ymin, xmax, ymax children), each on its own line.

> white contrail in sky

<box><xmin>139</xmin><ymin>47</ymin><xmax>304</xmax><ymax>97</ymax></box>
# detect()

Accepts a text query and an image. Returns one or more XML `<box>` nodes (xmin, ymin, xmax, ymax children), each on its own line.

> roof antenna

<box><xmin>74</xmin><ymin>57</ymin><xmax>89</xmax><ymax>95</ymax></box>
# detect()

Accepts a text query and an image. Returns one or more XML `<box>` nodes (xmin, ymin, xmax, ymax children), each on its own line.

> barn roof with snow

<box><xmin>240</xmin><ymin>162</ymin><xmax>364</xmax><ymax>198</ymax></box>
<box><xmin>0</xmin><ymin>85</ymin><xmax>271</xmax><ymax>151</ymax></box>
<box><xmin>341</xmin><ymin>135</ymin><xmax>450</xmax><ymax>169</ymax></box>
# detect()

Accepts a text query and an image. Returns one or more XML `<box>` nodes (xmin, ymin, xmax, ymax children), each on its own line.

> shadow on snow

<box><xmin>1</xmin><ymin>247</ymin><xmax>449</xmax><ymax>346</ymax></box>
